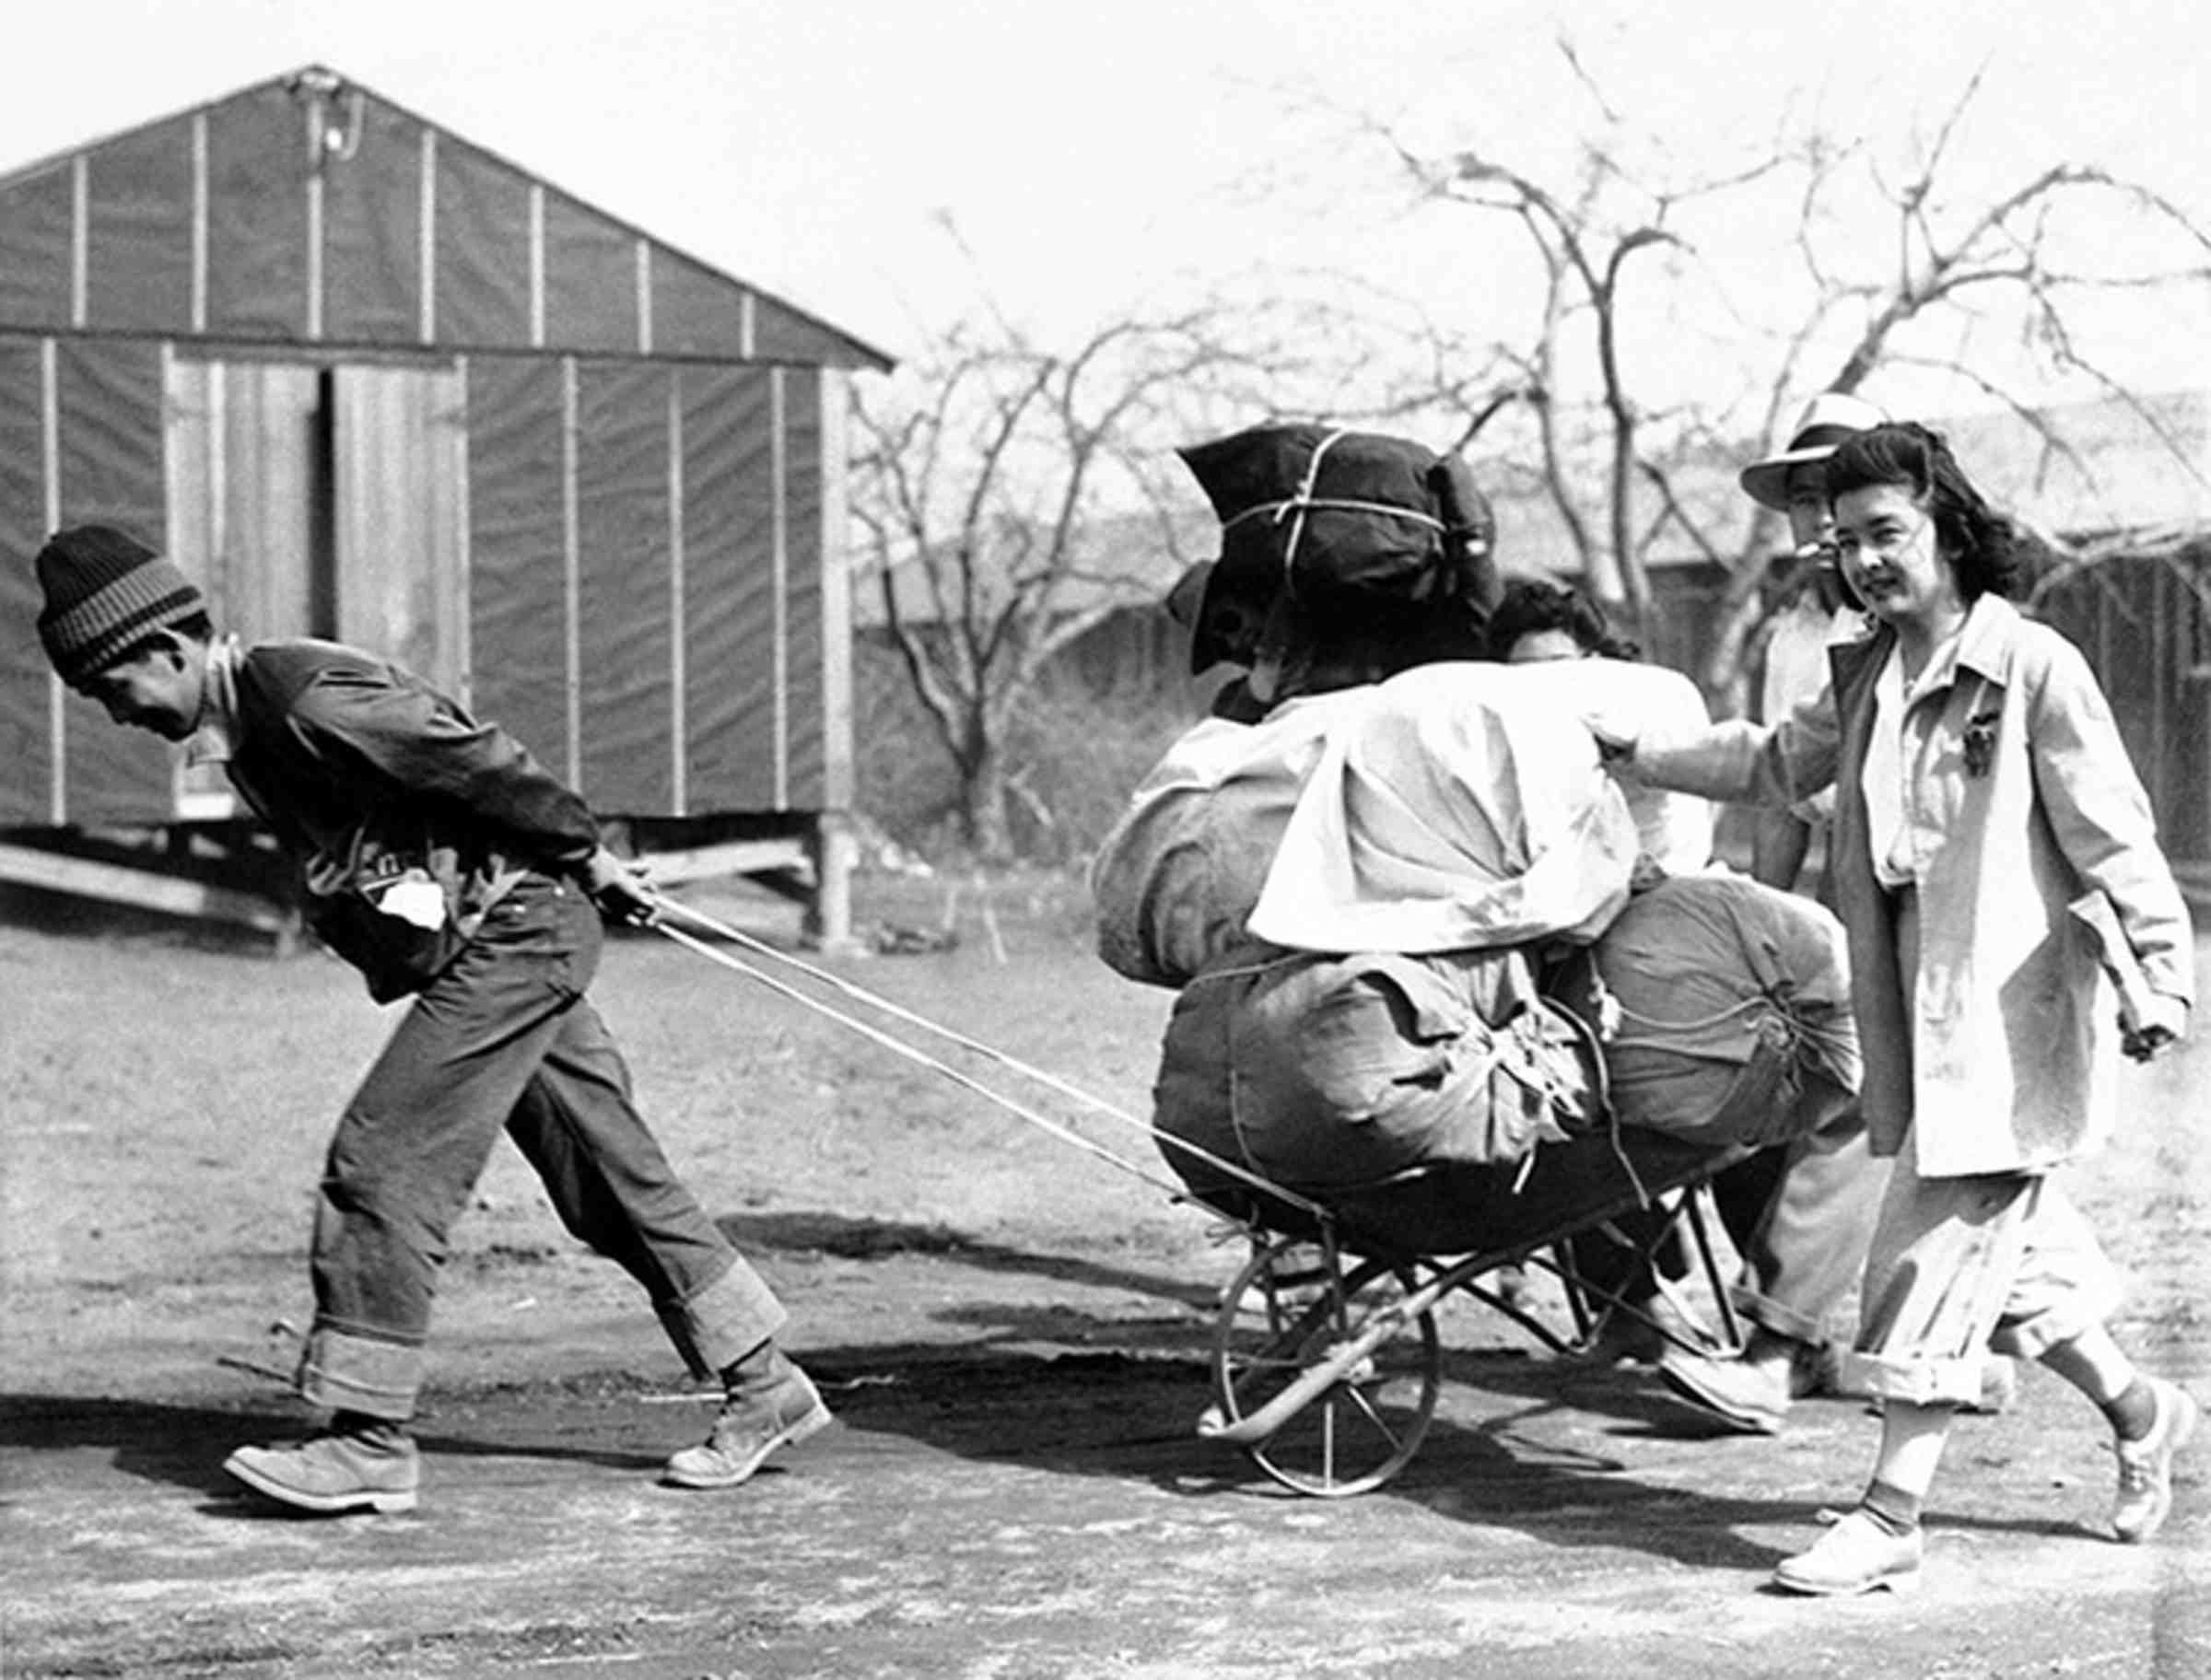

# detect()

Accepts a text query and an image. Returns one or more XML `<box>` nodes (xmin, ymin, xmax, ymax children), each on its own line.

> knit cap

<box><xmin>33</xmin><ymin>526</ymin><xmax>208</xmax><ymax>686</ymax></box>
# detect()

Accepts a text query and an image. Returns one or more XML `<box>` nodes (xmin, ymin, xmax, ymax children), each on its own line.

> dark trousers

<box><xmin>298</xmin><ymin>873</ymin><xmax>784</xmax><ymax>1419</ymax></box>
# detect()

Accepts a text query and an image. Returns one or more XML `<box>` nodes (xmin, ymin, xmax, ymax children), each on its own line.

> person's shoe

<box><xmin>223</xmin><ymin>1416</ymin><xmax>420</xmax><ymax>1514</ymax></box>
<box><xmin>663</xmin><ymin>1362</ymin><xmax>833</xmax><ymax>1490</ymax></box>
<box><xmin>2112</xmin><ymin>1377</ymin><xmax>2200</xmax><ymax>1544</ymax></box>
<box><xmin>1772</xmin><ymin>1508</ymin><xmax>1924</xmax><ymax>1596</ymax></box>
<box><xmin>1658</xmin><ymin>1345</ymin><xmax>1792</xmax><ymax>1435</ymax></box>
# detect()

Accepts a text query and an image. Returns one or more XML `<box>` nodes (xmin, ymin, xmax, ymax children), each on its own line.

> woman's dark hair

<box><xmin>1823</xmin><ymin>422</ymin><xmax>2020</xmax><ymax>601</ymax></box>
<box><xmin>1484</xmin><ymin>578</ymin><xmax>1640</xmax><ymax>661</ymax></box>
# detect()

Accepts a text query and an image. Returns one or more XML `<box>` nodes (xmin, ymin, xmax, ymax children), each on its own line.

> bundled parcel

<box><xmin>1094</xmin><ymin>425</ymin><xmax>1861</xmax><ymax>1254</ymax></box>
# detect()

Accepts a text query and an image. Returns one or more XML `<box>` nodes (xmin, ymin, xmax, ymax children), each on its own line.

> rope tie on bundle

<box><xmin>1215</xmin><ymin>427</ymin><xmax>1448</xmax><ymax>596</ymax></box>
<box><xmin>1608</xmin><ymin>985</ymin><xmax>1856</xmax><ymax>1121</ymax></box>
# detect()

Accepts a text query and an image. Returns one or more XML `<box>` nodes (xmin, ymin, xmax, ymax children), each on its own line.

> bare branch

<box><xmin>1635</xmin><ymin>457</ymin><xmax>1732</xmax><ymax>570</ymax></box>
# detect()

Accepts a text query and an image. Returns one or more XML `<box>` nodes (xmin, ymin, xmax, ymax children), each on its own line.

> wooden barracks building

<box><xmin>0</xmin><ymin>64</ymin><xmax>890</xmax><ymax>944</ymax></box>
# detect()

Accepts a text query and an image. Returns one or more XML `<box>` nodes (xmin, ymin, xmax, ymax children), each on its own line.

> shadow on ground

<box><xmin>3</xmin><ymin>1209</ymin><xmax>2111</xmax><ymax>1586</ymax></box>
<box><xmin>714</xmin><ymin>1208</ymin><xmax>1222</xmax><ymax>1310</ymax></box>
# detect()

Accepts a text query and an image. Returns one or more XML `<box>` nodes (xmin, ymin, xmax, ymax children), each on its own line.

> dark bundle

<box><xmin>1176</xmin><ymin>423</ymin><xmax>1497</xmax><ymax>676</ymax></box>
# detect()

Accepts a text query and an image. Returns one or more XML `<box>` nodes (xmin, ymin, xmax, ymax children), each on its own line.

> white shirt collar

<box><xmin>184</xmin><ymin>634</ymin><xmax>243</xmax><ymax>768</ymax></box>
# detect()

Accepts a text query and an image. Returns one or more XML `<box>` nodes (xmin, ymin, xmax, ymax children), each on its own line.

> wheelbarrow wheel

<box><xmin>1206</xmin><ymin>1234</ymin><xmax>1441</xmax><ymax>1497</ymax></box>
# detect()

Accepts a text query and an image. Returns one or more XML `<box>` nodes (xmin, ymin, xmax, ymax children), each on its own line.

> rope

<box><xmin>1608</xmin><ymin>990</ymin><xmax>1857</xmax><ymax>1081</ymax></box>
<box><xmin>1214</xmin><ymin>430</ymin><xmax>1451</xmax><ymax>607</ymax></box>
<box><xmin>649</xmin><ymin>902</ymin><xmax>1338</xmax><ymax>1225</ymax></box>
<box><xmin>1608</xmin><ymin>994</ymin><xmax>1770</xmax><ymax>1036</ymax></box>
<box><xmin>1217</xmin><ymin>496</ymin><xmax>1447</xmax><ymax>534</ymax></box>
<box><xmin>1278</xmin><ymin>427</ymin><xmax>1343</xmax><ymax>589</ymax></box>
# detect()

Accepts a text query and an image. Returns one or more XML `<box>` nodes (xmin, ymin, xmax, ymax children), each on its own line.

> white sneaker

<box><xmin>2112</xmin><ymin>1377</ymin><xmax>2199</xmax><ymax>1544</ymax></box>
<box><xmin>1772</xmin><ymin>1508</ymin><xmax>1923</xmax><ymax>1596</ymax></box>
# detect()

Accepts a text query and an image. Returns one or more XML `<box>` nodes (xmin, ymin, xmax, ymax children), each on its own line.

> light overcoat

<box><xmin>1633</xmin><ymin>595</ymin><xmax>2192</xmax><ymax>1177</ymax></box>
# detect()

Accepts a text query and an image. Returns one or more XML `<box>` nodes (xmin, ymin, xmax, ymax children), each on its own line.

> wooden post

<box><xmin>804</xmin><ymin>811</ymin><xmax>859</xmax><ymax>952</ymax></box>
<box><xmin>808</xmin><ymin>369</ymin><xmax>858</xmax><ymax>952</ymax></box>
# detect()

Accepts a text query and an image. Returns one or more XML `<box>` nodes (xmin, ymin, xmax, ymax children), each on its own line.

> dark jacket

<box><xmin>219</xmin><ymin>639</ymin><xmax>602</xmax><ymax>1001</ymax></box>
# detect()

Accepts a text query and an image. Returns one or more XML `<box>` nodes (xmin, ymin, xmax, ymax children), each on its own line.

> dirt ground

<box><xmin>3</xmin><ymin>871</ymin><xmax>2207</xmax><ymax>1679</ymax></box>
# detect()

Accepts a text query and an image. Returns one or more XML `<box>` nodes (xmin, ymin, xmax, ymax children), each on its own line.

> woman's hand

<box><xmin>2122</xmin><ymin>992</ymin><xmax>2187</xmax><ymax>1062</ymax></box>
<box><xmin>1581</xmin><ymin>710</ymin><xmax>1640</xmax><ymax>767</ymax></box>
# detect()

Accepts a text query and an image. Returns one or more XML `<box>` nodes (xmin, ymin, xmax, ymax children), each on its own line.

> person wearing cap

<box><xmin>31</xmin><ymin>525</ymin><xmax>829</xmax><ymax>1514</ymax></box>
<box><xmin>1635</xmin><ymin>393</ymin><xmax>1898</xmax><ymax>1433</ymax></box>
<box><xmin>1738</xmin><ymin>391</ymin><xmax>1889</xmax><ymax>896</ymax></box>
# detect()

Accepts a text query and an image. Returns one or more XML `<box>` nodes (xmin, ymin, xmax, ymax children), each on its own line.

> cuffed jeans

<box><xmin>1840</xmin><ymin>1122</ymin><xmax>2120</xmax><ymax>1406</ymax></box>
<box><xmin>298</xmin><ymin>873</ymin><xmax>785</xmax><ymax>1420</ymax></box>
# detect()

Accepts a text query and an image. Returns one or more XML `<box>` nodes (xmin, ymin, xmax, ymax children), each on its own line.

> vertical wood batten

<box><xmin>635</xmin><ymin>238</ymin><xmax>652</xmax><ymax>356</ymax></box>
<box><xmin>667</xmin><ymin>372</ymin><xmax>687</xmax><ymax>815</ymax></box>
<box><xmin>158</xmin><ymin>341</ymin><xmax>184</xmax><ymax>817</ymax></box>
<box><xmin>817</xmin><ymin>372</ymin><xmax>853</xmax><ymax>812</ymax></box>
<box><xmin>305</xmin><ymin>167</ymin><xmax>322</xmax><ymax>340</ymax></box>
<box><xmin>208</xmin><ymin>364</ymin><xmax>228</xmax><ymax>588</ymax></box>
<box><xmin>69</xmin><ymin>156</ymin><xmax>88</xmax><ymax>329</ymax></box>
<box><xmin>770</xmin><ymin>366</ymin><xmax>789</xmax><ymax>809</ymax></box>
<box><xmin>190</xmin><ymin>114</ymin><xmax>209</xmax><ymax>333</ymax></box>
<box><xmin>417</xmin><ymin>127</ymin><xmax>438</xmax><ymax>344</ymax></box>
<box><xmin>561</xmin><ymin>355</ymin><xmax>581</xmax><ymax>786</ymax></box>
<box><xmin>42</xmin><ymin>337</ymin><xmax>64</xmax><ymax>823</ymax></box>
<box><xmin>453</xmin><ymin>355</ymin><xmax>473</xmax><ymax>709</ymax></box>
<box><xmin>528</xmin><ymin>184</ymin><xmax>546</xmax><ymax>349</ymax></box>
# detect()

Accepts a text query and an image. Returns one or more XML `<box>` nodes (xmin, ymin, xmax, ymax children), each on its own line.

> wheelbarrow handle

<box><xmin>1201</xmin><ymin>1312</ymin><xmax>1400</xmax><ymax>1445</ymax></box>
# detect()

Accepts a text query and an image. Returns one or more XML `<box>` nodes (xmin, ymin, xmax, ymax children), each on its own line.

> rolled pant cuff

<box><xmin>1838</xmin><ymin>1350</ymin><xmax>1985</xmax><ymax>1407</ymax></box>
<box><xmin>664</xmin><ymin>1256</ymin><xmax>789</xmax><ymax>1379</ymax></box>
<box><xmin>298</xmin><ymin>1324</ymin><xmax>426</xmax><ymax>1421</ymax></box>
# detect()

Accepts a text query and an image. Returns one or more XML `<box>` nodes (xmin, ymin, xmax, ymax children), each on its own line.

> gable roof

<box><xmin>0</xmin><ymin>64</ymin><xmax>892</xmax><ymax>370</ymax></box>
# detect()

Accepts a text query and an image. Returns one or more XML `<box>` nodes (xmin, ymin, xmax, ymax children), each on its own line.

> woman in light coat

<box><xmin>1601</xmin><ymin>422</ymin><xmax>2195</xmax><ymax>1596</ymax></box>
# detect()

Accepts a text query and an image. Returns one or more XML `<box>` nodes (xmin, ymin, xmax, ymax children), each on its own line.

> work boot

<box><xmin>1772</xmin><ymin>1508</ymin><xmax>1924</xmax><ymax>1596</ymax></box>
<box><xmin>223</xmin><ymin>1413</ymin><xmax>419</xmax><ymax>1514</ymax></box>
<box><xmin>662</xmin><ymin>1347</ymin><xmax>833</xmax><ymax>1490</ymax></box>
<box><xmin>2112</xmin><ymin>1377</ymin><xmax>2200</xmax><ymax>1544</ymax></box>
<box><xmin>1658</xmin><ymin>1341</ymin><xmax>1794</xmax><ymax>1435</ymax></box>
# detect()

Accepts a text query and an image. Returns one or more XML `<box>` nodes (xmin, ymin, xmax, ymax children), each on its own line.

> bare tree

<box><xmin>851</xmin><ymin>309</ymin><xmax>1279</xmax><ymax>858</ymax></box>
<box><xmin>1373</xmin><ymin>57</ymin><xmax>2211</xmax><ymax>699</ymax></box>
<box><xmin>1693</xmin><ymin>71</ymin><xmax>2211</xmax><ymax>695</ymax></box>
<box><xmin>1378</xmin><ymin>85</ymin><xmax>1789</xmax><ymax>631</ymax></box>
